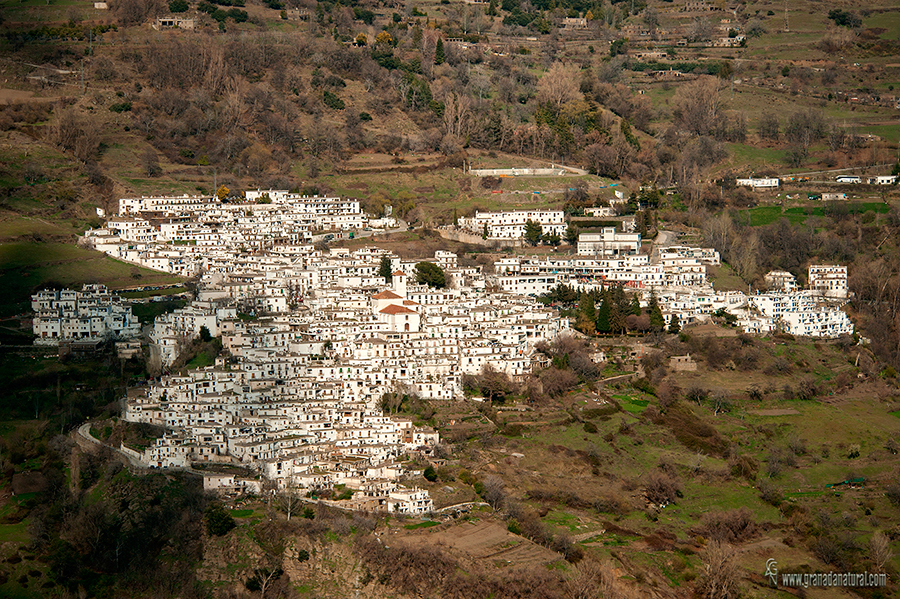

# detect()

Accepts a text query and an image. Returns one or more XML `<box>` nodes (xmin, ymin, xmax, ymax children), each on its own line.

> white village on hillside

<box><xmin>29</xmin><ymin>193</ymin><xmax>853</xmax><ymax>510</ymax></box>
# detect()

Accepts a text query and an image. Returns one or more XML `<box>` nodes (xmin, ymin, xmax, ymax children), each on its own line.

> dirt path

<box><xmin>750</xmin><ymin>409</ymin><xmax>800</xmax><ymax>416</ymax></box>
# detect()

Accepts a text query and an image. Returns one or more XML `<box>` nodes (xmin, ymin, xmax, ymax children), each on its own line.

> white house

<box><xmin>577</xmin><ymin>228</ymin><xmax>641</xmax><ymax>257</ymax></box>
<box><xmin>736</xmin><ymin>178</ymin><xmax>780</xmax><ymax>189</ymax></box>
<box><xmin>808</xmin><ymin>264</ymin><xmax>848</xmax><ymax>299</ymax></box>
<box><xmin>458</xmin><ymin>210</ymin><xmax>566</xmax><ymax>239</ymax></box>
<box><xmin>32</xmin><ymin>285</ymin><xmax>140</xmax><ymax>346</ymax></box>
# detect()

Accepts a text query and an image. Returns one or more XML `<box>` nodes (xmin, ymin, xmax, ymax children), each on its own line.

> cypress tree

<box><xmin>649</xmin><ymin>291</ymin><xmax>665</xmax><ymax>331</ymax></box>
<box><xmin>668</xmin><ymin>313</ymin><xmax>681</xmax><ymax>334</ymax></box>
<box><xmin>596</xmin><ymin>292</ymin><xmax>611</xmax><ymax>333</ymax></box>
<box><xmin>378</xmin><ymin>256</ymin><xmax>392</xmax><ymax>282</ymax></box>
<box><xmin>630</xmin><ymin>295</ymin><xmax>642</xmax><ymax>316</ymax></box>
<box><xmin>609</xmin><ymin>301</ymin><xmax>625</xmax><ymax>335</ymax></box>
<box><xmin>435</xmin><ymin>38</ymin><xmax>445</xmax><ymax>65</ymax></box>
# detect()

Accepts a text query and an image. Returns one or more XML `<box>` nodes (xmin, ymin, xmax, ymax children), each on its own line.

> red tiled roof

<box><xmin>371</xmin><ymin>290</ymin><xmax>401</xmax><ymax>299</ymax></box>
<box><xmin>379</xmin><ymin>304</ymin><xmax>417</xmax><ymax>315</ymax></box>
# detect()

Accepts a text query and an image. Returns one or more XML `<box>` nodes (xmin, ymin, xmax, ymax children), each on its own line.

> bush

<box><xmin>758</xmin><ymin>479</ymin><xmax>781</xmax><ymax>506</ymax></box>
<box><xmin>593</xmin><ymin>494</ymin><xmax>631</xmax><ymax>516</ymax></box>
<box><xmin>885</xmin><ymin>483</ymin><xmax>900</xmax><ymax>506</ymax></box>
<box><xmin>729</xmin><ymin>454</ymin><xmax>758</xmax><ymax>480</ymax></box>
<box><xmin>205</xmin><ymin>503</ymin><xmax>236</xmax><ymax>536</ymax></box>
<box><xmin>696</xmin><ymin>508</ymin><xmax>757</xmax><ymax>543</ymax></box>
<box><xmin>323</xmin><ymin>90</ymin><xmax>345</xmax><ymax>110</ymax></box>
<box><xmin>423</xmin><ymin>465</ymin><xmax>437</xmax><ymax>482</ymax></box>
<box><xmin>643</xmin><ymin>472</ymin><xmax>681</xmax><ymax>505</ymax></box>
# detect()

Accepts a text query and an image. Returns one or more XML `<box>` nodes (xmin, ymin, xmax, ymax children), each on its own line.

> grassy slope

<box><xmin>408</xmin><ymin>331</ymin><xmax>900</xmax><ymax>594</ymax></box>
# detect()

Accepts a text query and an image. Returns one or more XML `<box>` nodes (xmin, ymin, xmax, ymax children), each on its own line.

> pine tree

<box><xmin>565</xmin><ymin>224</ymin><xmax>579</xmax><ymax>246</ymax></box>
<box><xmin>596</xmin><ymin>292</ymin><xmax>611</xmax><ymax>334</ymax></box>
<box><xmin>609</xmin><ymin>301</ymin><xmax>625</xmax><ymax>335</ymax></box>
<box><xmin>649</xmin><ymin>291</ymin><xmax>665</xmax><ymax>331</ymax></box>
<box><xmin>577</xmin><ymin>293</ymin><xmax>597</xmax><ymax>336</ymax></box>
<box><xmin>613</xmin><ymin>283</ymin><xmax>628</xmax><ymax>316</ymax></box>
<box><xmin>486</xmin><ymin>0</ymin><xmax>497</xmax><ymax>16</ymax></box>
<box><xmin>630</xmin><ymin>295</ymin><xmax>642</xmax><ymax>316</ymax></box>
<box><xmin>378</xmin><ymin>256</ymin><xmax>393</xmax><ymax>282</ymax></box>
<box><xmin>435</xmin><ymin>38</ymin><xmax>445</xmax><ymax>65</ymax></box>
<box><xmin>524</xmin><ymin>220</ymin><xmax>543</xmax><ymax>246</ymax></box>
<box><xmin>668</xmin><ymin>313</ymin><xmax>681</xmax><ymax>334</ymax></box>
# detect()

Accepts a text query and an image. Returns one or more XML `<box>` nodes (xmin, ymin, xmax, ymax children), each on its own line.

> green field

<box><xmin>864</xmin><ymin>11</ymin><xmax>900</xmax><ymax>40</ymax></box>
<box><xmin>0</xmin><ymin>242</ymin><xmax>183</xmax><ymax>317</ymax></box>
<box><xmin>741</xmin><ymin>202</ymin><xmax>890</xmax><ymax>227</ymax></box>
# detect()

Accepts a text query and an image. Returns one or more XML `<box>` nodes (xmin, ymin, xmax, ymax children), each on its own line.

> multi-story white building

<box><xmin>31</xmin><ymin>285</ymin><xmax>140</xmax><ymax>346</ymax></box>
<box><xmin>577</xmin><ymin>228</ymin><xmax>641</xmax><ymax>257</ymax></box>
<box><xmin>807</xmin><ymin>264</ymin><xmax>848</xmax><ymax>299</ymax></box>
<box><xmin>736</xmin><ymin>178</ymin><xmax>780</xmax><ymax>189</ymax></box>
<box><xmin>458</xmin><ymin>210</ymin><xmax>566</xmax><ymax>239</ymax></box>
<box><xmin>765</xmin><ymin>270</ymin><xmax>798</xmax><ymax>292</ymax></box>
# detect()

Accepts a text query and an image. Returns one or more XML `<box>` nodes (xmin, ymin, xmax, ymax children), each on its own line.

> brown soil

<box><xmin>0</xmin><ymin>89</ymin><xmax>57</xmax><ymax>104</ymax></box>
<box><xmin>393</xmin><ymin>520</ymin><xmax>559</xmax><ymax>569</ymax></box>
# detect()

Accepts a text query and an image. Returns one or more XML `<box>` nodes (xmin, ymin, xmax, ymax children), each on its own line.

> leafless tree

<box><xmin>702</xmin><ymin>213</ymin><xmax>732</xmax><ymax>255</ymax></box>
<box><xmin>113</xmin><ymin>0</ymin><xmax>164</xmax><ymax>26</ymax></box>
<box><xmin>673</xmin><ymin>76</ymin><xmax>722</xmax><ymax>137</ymax></box>
<box><xmin>48</xmin><ymin>106</ymin><xmax>100</xmax><ymax>162</ymax></box>
<box><xmin>697</xmin><ymin>540</ymin><xmax>739</xmax><ymax>599</ymax></box>
<box><xmin>140</xmin><ymin>148</ymin><xmax>161</xmax><ymax>177</ymax></box>
<box><xmin>441</xmin><ymin>92</ymin><xmax>472</xmax><ymax>139</ymax></box>
<box><xmin>687</xmin><ymin>17</ymin><xmax>715</xmax><ymax>42</ymax></box>
<box><xmin>482</xmin><ymin>475</ymin><xmax>507</xmax><ymax>511</ymax></box>
<box><xmin>536</xmin><ymin>62</ymin><xmax>582</xmax><ymax>111</ymax></box>
<box><xmin>275</xmin><ymin>486</ymin><xmax>304</xmax><ymax>521</ymax></box>
<box><xmin>870</xmin><ymin>531</ymin><xmax>891</xmax><ymax>573</ymax></box>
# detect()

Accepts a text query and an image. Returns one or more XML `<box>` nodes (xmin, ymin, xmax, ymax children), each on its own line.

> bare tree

<box><xmin>673</xmin><ymin>76</ymin><xmax>722</xmax><ymax>137</ymax></box>
<box><xmin>113</xmin><ymin>0</ymin><xmax>164</xmax><ymax>26</ymax></box>
<box><xmin>482</xmin><ymin>475</ymin><xmax>507</xmax><ymax>511</ymax></box>
<box><xmin>702</xmin><ymin>213</ymin><xmax>732</xmax><ymax>255</ymax></box>
<box><xmin>48</xmin><ymin>106</ymin><xmax>100</xmax><ymax>162</ymax></box>
<box><xmin>441</xmin><ymin>92</ymin><xmax>472</xmax><ymax>139</ymax></box>
<box><xmin>687</xmin><ymin>17</ymin><xmax>715</xmax><ymax>42</ymax></box>
<box><xmin>870</xmin><ymin>531</ymin><xmax>891</xmax><ymax>573</ymax></box>
<box><xmin>697</xmin><ymin>540</ymin><xmax>739</xmax><ymax>599</ymax></box>
<box><xmin>275</xmin><ymin>486</ymin><xmax>304</xmax><ymax>521</ymax></box>
<box><xmin>536</xmin><ymin>62</ymin><xmax>582</xmax><ymax>111</ymax></box>
<box><xmin>729</xmin><ymin>231</ymin><xmax>759</xmax><ymax>282</ymax></box>
<box><xmin>140</xmin><ymin>148</ymin><xmax>161</xmax><ymax>177</ymax></box>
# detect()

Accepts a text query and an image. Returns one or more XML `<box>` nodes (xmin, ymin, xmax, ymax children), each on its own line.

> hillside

<box><xmin>1</xmin><ymin>0</ymin><xmax>900</xmax><ymax>597</ymax></box>
<box><xmin>1</xmin><ymin>329</ymin><xmax>899</xmax><ymax>598</ymax></box>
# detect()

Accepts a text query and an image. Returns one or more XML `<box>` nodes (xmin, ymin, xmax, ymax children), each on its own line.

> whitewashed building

<box><xmin>31</xmin><ymin>285</ymin><xmax>140</xmax><ymax>345</ymax></box>
<box><xmin>458</xmin><ymin>210</ymin><xmax>566</xmax><ymax>239</ymax></box>
<box><xmin>577</xmin><ymin>228</ymin><xmax>641</xmax><ymax>257</ymax></box>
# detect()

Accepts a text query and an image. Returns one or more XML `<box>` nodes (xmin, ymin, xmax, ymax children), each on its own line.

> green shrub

<box><xmin>205</xmin><ymin>503</ymin><xmax>236</xmax><ymax>536</ymax></box>
<box><xmin>323</xmin><ymin>90</ymin><xmax>345</xmax><ymax>110</ymax></box>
